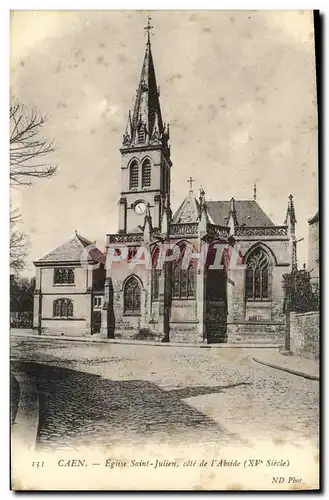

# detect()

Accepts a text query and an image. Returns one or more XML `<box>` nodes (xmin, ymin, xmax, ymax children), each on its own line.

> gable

<box><xmin>172</xmin><ymin>192</ymin><xmax>200</xmax><ymax>223</ymax></box>
<box><xmin>35</xmin><ymin>234</ymin><xmax>105</xmax><ymax>264</ymax></box>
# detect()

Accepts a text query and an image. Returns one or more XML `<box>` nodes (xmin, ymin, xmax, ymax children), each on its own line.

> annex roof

<box><xmin>34</xmin><ymin>232</ymin><xmax>105</xmax><ymax>265</ymax></box>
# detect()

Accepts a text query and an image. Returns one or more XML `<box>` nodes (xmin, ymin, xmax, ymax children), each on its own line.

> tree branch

<box><xmin>10</xmin><ymin>98</ymin><xmax>58</xmax><ymax>185</ymax></box>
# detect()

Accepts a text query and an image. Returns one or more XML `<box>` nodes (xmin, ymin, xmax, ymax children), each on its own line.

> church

<box><xmin>33</xmin><ymin>21</ymin><xmax>297</xmax><ymax>344</ymax></box>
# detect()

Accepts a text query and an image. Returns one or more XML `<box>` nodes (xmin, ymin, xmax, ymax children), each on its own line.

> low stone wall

<box><xmin>36</xmin><ymin>319</ymin><xmax>91</xmax><ymax>336</ymax></box>
<box><xmin>227</xmin><ymin>322</ymin><xmax>284</xmax><ymax>345</ymax></box>
<box><xmin>169</xmin><ymin>322</ymin><xmax>199</xmax><ymax>343</ymax></box>
<box><xmin>290</xmin><ymin>311</ymin><xmax>319</xmax><ymax>359</ymax></box>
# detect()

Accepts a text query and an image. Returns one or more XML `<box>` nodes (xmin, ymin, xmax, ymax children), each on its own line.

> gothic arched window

<box><xmin>53</xmin><ymin>298</ymin><xmax>74</xmax><ymax>318</ymax></box>
<box><xmin>172</xmin><ymin>260</ymin><xmax>196</xmax><ymax>299</ymax></box>
<box><xmin>142</xmin><ymin>159</ymin><xmax>151</xmax><ymax>188</ymax></box>
<box><xmin>187</xmin><ymin>263</ymin><xmax>196</xmax><ymax>298</ymax></box>
<box><xmin>246</xmin><ymin>247</ymin><xmax>270</xmax><ymax>301</ymax></box>
<box><xmin>151</xmin><ymin>246</ymin><xmax>160</xmax><ymax>301</ymax></box>
<box><xmin>124</xmin><ymin>276</ymin><xmax>141</xmax><ymax>314</ymax></box>
<box><xmin>151</xmin><ymin>270</ymin><xmax>160</xmax><ymax>301</ymax></box>
<box><xmin>129</xmin><ymin>161</ymin><xmax>139</xmax><ymax>189</ymax></box>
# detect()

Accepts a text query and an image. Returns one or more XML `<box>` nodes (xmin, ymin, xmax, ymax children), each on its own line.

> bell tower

<box><xmin>118</xmin><ymin>17</ymin><xmax>172</xmax><ymax>234</ymax></box>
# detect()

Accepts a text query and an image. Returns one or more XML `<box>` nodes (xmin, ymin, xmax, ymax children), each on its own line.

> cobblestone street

<box><xmin>10</xmin><ymin>336</ymin><xmax>319</xmax><ymax>452</ymax></box>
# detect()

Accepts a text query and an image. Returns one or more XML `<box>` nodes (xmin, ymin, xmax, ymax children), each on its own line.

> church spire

<box><xmin>122</xmin><ymin>17</ymin><xmax>169</xmax><ymax>151</ymax></box>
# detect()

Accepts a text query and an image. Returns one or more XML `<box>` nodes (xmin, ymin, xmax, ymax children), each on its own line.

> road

<box><xmin>10</xmin><ymin>336</ymin><xmax>319</xmax><ymax>452</ymax></box>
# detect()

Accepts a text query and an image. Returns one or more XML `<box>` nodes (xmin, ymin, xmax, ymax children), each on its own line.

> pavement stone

<box><xmin>10</xmin><ymin>337</ymin><xmax>319</xmax><ymax>451</ymax></box>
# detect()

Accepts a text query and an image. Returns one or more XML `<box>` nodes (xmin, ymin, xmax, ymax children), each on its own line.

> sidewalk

<box><xmin>252</xmin><ymin>351</ymin><xmax>319</xmax><ymax>380</ymax></box>
<box><xmin>11</xmin><ymin>370</ymin><xmax>39</xmax><ymax>451</ymax></box>
<box><xmin>11</xmin><ymin>330</ymin><xmax>281</xmax><ymax>349</ymax></box>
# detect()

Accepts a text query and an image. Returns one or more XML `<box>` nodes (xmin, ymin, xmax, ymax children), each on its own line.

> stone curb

<box><xmin>11</xmin><ymin>332</ymin><xmax>281</xmax><ymax>349</ymax></box>
<box><xmin>252</xmin><ymin>357</ymin><xmax>319</xmax><ymax>381</ymax></box>
<box><xmin>11</xmin><ymin>371</ymin><xmax>40</xmax><ymax>451</ymax></box>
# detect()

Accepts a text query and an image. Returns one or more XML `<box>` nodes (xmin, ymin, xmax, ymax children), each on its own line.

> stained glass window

<box><xmin>173</xmin><ymin>263</ymin><xmax>180</xmax><ymax>298</ymax></box>
<box><xmin>124</xmin><ymin>276</ymin><xmax>141</xmax><ymax>314</ymax></box>
<box><xmin>246</xmin><ymin>248</ymin><xmax>271</xmax><ymax>300</ymax></box>
<box><xmin>187</xmin><ymin>264</ymin><xmax>196</xmax><ymax>298</ymax></box>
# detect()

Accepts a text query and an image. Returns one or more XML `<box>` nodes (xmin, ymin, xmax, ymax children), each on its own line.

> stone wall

<box><xmin>290</xmin><ymin>311</ymin><xmax>319</xmax><ymax>359</ymax></box>
<box><xmin>37</xmin><ymin>294</ymin><xmax>92</xmax><ymax>336</ymax></box>
<box><xmin>38</xmin><ymin>318</ymin><xmax>91</xmax><ymax>336</ymax></box>
<box><xmin>106</xmin><ymin>263</ymin><xmax>149</xmax><ymax>337</ymax></box>
<box><xmin>169</xmin><ymin>322</ymin><xmax>199</xmax><ymax>343</ymax></box>
<box><xmin>307</xmin><ymin>216</ymin><xmax>319</xmax><ymax>288</ymax></box>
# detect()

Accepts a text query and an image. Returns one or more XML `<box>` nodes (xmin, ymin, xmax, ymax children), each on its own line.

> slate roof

<box><xmin>131</xmin><ymin>34</ymin><xmax>164</xmax><ymax>139</ymax></box>
<box><xmin>172</xmin><ymin>194</ymin><xmax>274</xmax><ymax>227</ymax></box>
<box><xmin>35</xmin><ymin>232</ymin><xmax>105</xmax><ymax>265</ymax></box>
<box><xmin>207</xmin><ymin>200</ymin><xmax>274</xmax><ymax>227</ymax></box>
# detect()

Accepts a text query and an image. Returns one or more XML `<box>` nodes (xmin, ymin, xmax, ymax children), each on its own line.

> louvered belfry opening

<box><xmin>142</xmin><ymin>159</ymin><xmax>151</xmax><ymax>188</ymax></box>
<box><xmin>129</xmin><ymin>161</ymin><xmax>139</xmax><ymax>189</ymax></box>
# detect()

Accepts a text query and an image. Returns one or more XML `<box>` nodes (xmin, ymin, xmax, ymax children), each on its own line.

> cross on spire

<box><xmin>187</xmin><ymin>176</ymin><xmax>195</xmax><ymax>191</ymax></box>
<box><xmin>144</xmin><ymin>16</ymin><xmax>154</xmax><ymax>44</ymax></box>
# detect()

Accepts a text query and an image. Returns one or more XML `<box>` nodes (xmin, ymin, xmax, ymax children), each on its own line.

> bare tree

<box><xmin>10</xmin><ymin>99</ymin><xmax>57</xmax><ymax>271</ymax></box>
<box><xmin>10</xmin><ymin>208</ymin><xmax>29</xmax><ymax>273</ymax></box>
<box><xmin>10</xmin><ymin>99</ymin><xmax>57</xmax><ymax>185</ymax></box>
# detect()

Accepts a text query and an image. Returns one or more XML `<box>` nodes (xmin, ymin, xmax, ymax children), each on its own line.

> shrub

<box><xmin>282</xmin><ymin>269</ymin><xmax>319</xmax><ymax>313</ymax></box>
<box><xmin>132</xmin><ymin>328</ymin><xmax>158</xmax><ymax>341</ymax></box>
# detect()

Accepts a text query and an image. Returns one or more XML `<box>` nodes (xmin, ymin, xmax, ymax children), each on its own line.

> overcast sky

<box><xmin>10</xmin><ymin>10</ymin><xmax>318</xmax><ymax>274</ymax></box>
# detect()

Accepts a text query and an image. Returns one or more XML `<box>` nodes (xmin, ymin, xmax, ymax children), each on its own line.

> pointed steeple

<box><xmin>118</xmin><ymin>19</ymin><xmax>172</xmax><ymax>235</ymax></box>
<box><xmin>123</xmin><ymin>18</ymin><xmax>166</xmax><ymax>149</ymax></box>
